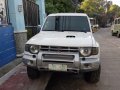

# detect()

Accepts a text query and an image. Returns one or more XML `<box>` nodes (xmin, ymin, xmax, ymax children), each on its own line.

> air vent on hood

<box><xmin>66</xmin><ymin>35</ymin><xmax>75</xmax><ymax>38</ymax></box>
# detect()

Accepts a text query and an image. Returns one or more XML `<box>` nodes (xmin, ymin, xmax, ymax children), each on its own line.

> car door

<box><xmin>114</xmin><ymin>19</ymin><xmax>118</xmax><ymax>33</ymax></box>
<box><xmin>118</xmin><ymin>18</ymin><xmax>120</xmax><ymax>33</ymax></box>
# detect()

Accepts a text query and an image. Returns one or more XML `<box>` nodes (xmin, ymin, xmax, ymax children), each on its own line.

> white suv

<box><xmin>23</xmin><ymin>13</ymin><xmax>100</xmax><ymax>83</ymax></box>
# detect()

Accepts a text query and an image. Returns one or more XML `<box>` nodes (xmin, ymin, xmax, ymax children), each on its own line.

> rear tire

<box><xmin>117</xmin><ymin>33</ymin><xmax>120</xmax><ymax>38</ymax></box>
<box><xmin>27</xmin><ymin>66</ymin><xmax>40</xmax><ymax>80</ymax></box>
<box><xmin>84</xmin><ymin>66</ymin><xmax>101</xmax><ymax>83</ymax></box>
<box><xmin>112</xmin><ymin>31</ymin><xmax>115</xmax><ymax>36</ymax></box>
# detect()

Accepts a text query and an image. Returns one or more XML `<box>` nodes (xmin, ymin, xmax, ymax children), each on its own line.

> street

<box><xmin>0</xmin><ymin>0</ymin><xmax>120</xmax><ymax>90</ymax></box>
<box><xmin>45</xmin><ymin>27</ymin><xmax>120</xmax><ymax>90</ymax></box>
<box><xmin>0</xmin><ymin>27</ymin><xmax>120</xmax><ymax>90</ymax></box>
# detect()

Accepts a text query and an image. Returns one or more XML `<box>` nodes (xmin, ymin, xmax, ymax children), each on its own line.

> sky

<box><xmin>110</xmin><ymin>0</ymin><xmax>120</xmax><ymax>6</ymax></box>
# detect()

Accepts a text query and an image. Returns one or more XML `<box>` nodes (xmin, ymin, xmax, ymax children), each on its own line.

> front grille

<box><xmin>40</xmin><ymin>46</ymin><xmax>79</xmax><ymax>52</ymax></box>
<box><xmin>42</xmin><ymin>54</ymin><xmax>74</xmax><ymax>60</ymax></box>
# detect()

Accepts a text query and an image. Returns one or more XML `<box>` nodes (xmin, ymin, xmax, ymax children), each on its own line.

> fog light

<box><xmin>84</xmin><ymin>63</ymin><xmax>92</xmax><ymax>68</ymax></box>
<box><xmin>30</xmin><ymin>60</ymin><xmax>33</xmax><ymax>64</ymax></box>
<box><xmin>82</xmin><ymin>57</ymin><xmax>86</xmax><ymax>61</ymax></box>
<box><xmin>32</xmin><ymin>55</ymin><xmax>36</xmax><ymax>58</ymax></box>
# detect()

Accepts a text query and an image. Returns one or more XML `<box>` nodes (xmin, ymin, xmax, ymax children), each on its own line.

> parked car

<box><xmin>89</xmin><ymin>18</ymin><xmax>99</xmax><ymax>33</ymax></box>
<box><xmin>111</xmin><ymin>17</ymin><xmax>120</xmax><ymax>38</ymax></box>
<box><xmin>23</xmin><ymin>13</ymin><xmax>101</xmax><ymax>83</ymax></box>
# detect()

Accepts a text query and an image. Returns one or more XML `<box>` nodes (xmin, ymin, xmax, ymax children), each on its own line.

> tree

<box><xmin>45</xmin><ymin>0</ymin><xmax>74</xmax><ymax>14</ymax></box>
<box><xmin>45</xmin><ymin>0</ymin><xmax>84</xmax><ymax>14</ymax></box>
<box><xmin>32</xmin><ymin>0</ymin><xmax>84</xmax><ymax>14</ymax></box>
<box><xmin>80</xmin><ymin>0</ymin><xmax>106</xmax><ymax>17</ymax></box>
<box><xmin>108</xmin><ymin>5</ymin><xmax>120</xmax><ymax>18</ymax></box>
<box><xmin>45</xmin><ymin>0</ymin><xmax>59</xmax><ymax>14</ymax></box>
<box><xmin>79</xmin><ymin>0</ymin><xmax>120</xmax><ymax>27</ymax></box>
<box><xmin>71</xmin><ymin>0</ymin><xmax>84</xmax><ymax>12</ymax></box>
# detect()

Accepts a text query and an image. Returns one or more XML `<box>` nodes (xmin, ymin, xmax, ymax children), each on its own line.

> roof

<box><xmin>89</xmin><ymin>18</ymin><xmax>95</xmax><ymax>19</ymax></box>
<box><xmin>115</xmin><ymin>17</ymin><xmax>120</xmax><ymax>20</ymax></box>
<box><xmin>48</xmin><ymin>13</ymin><xmax>88</xmax><ymax>17</ymax></box>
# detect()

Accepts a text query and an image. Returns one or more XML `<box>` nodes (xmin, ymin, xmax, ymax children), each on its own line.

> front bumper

<box><xmin>23</xmin><ymin>51</ymin><xmax>100</xmax><ymax>73</ymax></box>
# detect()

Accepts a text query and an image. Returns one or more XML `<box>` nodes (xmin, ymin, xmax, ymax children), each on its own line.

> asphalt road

<box><xmin>45</xmin><ymin>27</ymin><xmax>120</xmax><ymax>90</ymax></box>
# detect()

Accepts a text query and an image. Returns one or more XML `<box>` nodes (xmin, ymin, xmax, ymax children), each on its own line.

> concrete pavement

<box><xmin>0</xmin><ymin>63</ymin><xmax>52</xmax><ymax>90</ymax></box>
<box><xmin>0</xmin><ymin>58</ymin><xmax>22</xmax><ymax>78</ymax></box>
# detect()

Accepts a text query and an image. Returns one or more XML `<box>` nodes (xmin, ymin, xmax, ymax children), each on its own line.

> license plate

<box><xmin>48</xmin><ymin>64</ymin><xmax>67</xmax><ymax>71</ymax></box>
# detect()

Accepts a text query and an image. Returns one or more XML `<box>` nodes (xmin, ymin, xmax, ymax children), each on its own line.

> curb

<box><xmin>0</xmin><ymin>63</ymin><xmax>23</xmax><ymax>85</ymax></box>
<box><xmin>0</xmin><ymin>58</ymin><xmax>22</xmax><ymax>78</ymax></box>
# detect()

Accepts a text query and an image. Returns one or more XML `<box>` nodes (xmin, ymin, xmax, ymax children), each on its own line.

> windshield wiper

<box><xmin>42</xmin><ymin>30</ymin><xmax>64</xmax><ymax>32</ymax></box>
<box><xmin>64</xmin><ymin>30</ymin><xmax>89</xmax><ymax>33</ymax></box>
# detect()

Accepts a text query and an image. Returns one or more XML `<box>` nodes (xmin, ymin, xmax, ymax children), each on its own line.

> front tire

<box><xmin>84</xmin><ymin>66</ymin><xmax>101</xmax><ymax>83</ymax></box>
<box><xmin>27</xmin><ymin>66</ymin><xmax>40</xmax><ymax>80</ymax></box>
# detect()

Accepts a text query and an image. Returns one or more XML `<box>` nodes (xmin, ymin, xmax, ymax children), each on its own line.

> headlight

<box><xmin>25</xmin><ymin>44</ymin><xmax>39</xmax><ymax>54</ymax></box>
<box><xmin>29</xmin><ymin>45</ymin><xmax>39</xmax><ymax>54</ymax></box>
<box><xmin>80</xmin><ymin>47</ymin><xmax>99</xmax><ymax>57</ymax></box>
<box><xmin>80</xmin><ymin>47</ymin><xmax>92</xmax><ymax>57</ymax></box>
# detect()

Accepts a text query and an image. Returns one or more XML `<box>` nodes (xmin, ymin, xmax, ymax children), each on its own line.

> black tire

<box><xmin>84</xmin><ymin>66</ymin><xmax>101</xmax><ymax>83</ymax></box>
<box><xmin>117</xmin><ymin>33</ymin><xmax>120</xmax><ymax>38</ymax></box>
<box><xmin>27</xmin><ymin>66</ymin><xmax>39</xmax><ymax>80</ymax></box>
<box><xmin>112</xmin><ymin>31</ymin><xmax>115</xmax><ymax>36</ymax></box>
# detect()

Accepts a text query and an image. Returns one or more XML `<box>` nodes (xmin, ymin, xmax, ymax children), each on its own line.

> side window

<box><xmin>115</xmin><ymin>19</ymin><xmax>118</xmax><ymax>24</ymax></box>
<box><xmin>118</xmin><ymin>19</ymin><xmax>120</xmax><ymax>24</ymax></box>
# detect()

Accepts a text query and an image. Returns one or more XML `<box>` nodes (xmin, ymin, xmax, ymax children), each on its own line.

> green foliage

<box><xmin>45</xmin><ymin>1</ymin><xmax>59</xmax><ymax>14</ymax></box>
<box><xmin>80</xmin><ymin>0</ymin><xmax>106</xmax><ymax>17</ymax></box>
<box><xmin>108</xmin><ymin>5</ymin><xmax>120</xmax><ymax>17</ymax></box>
<box><xmin>78</xmin><ymin>0</ymin><xmax>120</xmax><ymax>25</ymax></box>
<box><xmin>45</xmin><ymin>0</ymin><xmax>78</xmax><ymax>14</ymax></box>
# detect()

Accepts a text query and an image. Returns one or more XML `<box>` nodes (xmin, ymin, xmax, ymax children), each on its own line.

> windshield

<box><xmin>42</xmin><ymin>16</ymin><xmax>90</xmax><ymax>32</ymax></box>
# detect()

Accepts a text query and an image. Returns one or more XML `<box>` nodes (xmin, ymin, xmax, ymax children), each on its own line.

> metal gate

<box><xmin>0</xmin><ymin>0</ymin><xmax>16</xmax><ymax>67</ymax></box>
<box><xmin>0</xmin><ymin>26</ymin><xmax>16</xmax><ymax>67</ymax></box>
<box><xmin>23</xmin><ymin>0</ymin><xmax>40</xmax><ymax>39</ymax></box>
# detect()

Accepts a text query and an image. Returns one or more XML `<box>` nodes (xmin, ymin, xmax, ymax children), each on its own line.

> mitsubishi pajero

<box><xmin>23</xmin><ymin>13</ymin><xmax>100</xmax><ymax>83</ymax></box>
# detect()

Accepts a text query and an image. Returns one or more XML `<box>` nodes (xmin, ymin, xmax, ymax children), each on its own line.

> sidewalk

<box><xmin>0</xmin><ymin>58</ymin><xmax>22</xmax><ymax>78</ymax></box>
<box><xmin>0</xmin><ymin>63</ymin><xmax>28</xmax><ymax>90</ymax></box>
<box><xmin>0</xmin><ymin>58</ymin><xmax>52</xmax><ymax>90</ymax></box>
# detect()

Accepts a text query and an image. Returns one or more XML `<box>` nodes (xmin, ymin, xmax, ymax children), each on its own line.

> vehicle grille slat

<box><xmin>40</xmin><ymin>46</ymin><xmax>79</xmax><ymax>52</ymax></box>
<box><xmin>42</xmin><ymin>54</ymin><xmax>74</xmax><ymax>60</ymax></box>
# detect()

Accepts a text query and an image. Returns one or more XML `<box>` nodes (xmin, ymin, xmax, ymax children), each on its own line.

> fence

<box><xmin>23</xmin><ymin>0</ymin><xmax>40</xmax><ymax>39</ymax></box>
<box><xmin>0</xmin><ymin>25</ymin><xmax>16</xmax><ymax>67</ymax></box>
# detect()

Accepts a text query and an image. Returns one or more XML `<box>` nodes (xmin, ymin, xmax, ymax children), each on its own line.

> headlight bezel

<box><xmin>25</xmin><ymin>45</ymin><xmax>99</xmax><ymax>56</ymax></box>
<box><xmin>91</xmin><ymin>47</ymin><xmax>99</xmax><ymax>55</ymax></box>
<box><xmin>79</xmin><ymin>47</ymin><xmax>99</xmax><ymax>57</ymax></box>
<box><xmin>25</xmin><ymin>44</ymin><xmax>40</xmax><ymax>54</ymax></box>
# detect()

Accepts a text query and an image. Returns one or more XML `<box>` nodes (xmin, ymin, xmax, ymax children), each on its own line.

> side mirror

<box><xmin>37</xmin><ymin>25</ymin><xmax>41</xmax><ymax>32</ymax></box>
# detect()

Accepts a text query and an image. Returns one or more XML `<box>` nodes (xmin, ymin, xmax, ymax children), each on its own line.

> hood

<box><xmin>26</xmin><ymin>31</ymin><xmax>94</xmax><ymax>47</ymax></box>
